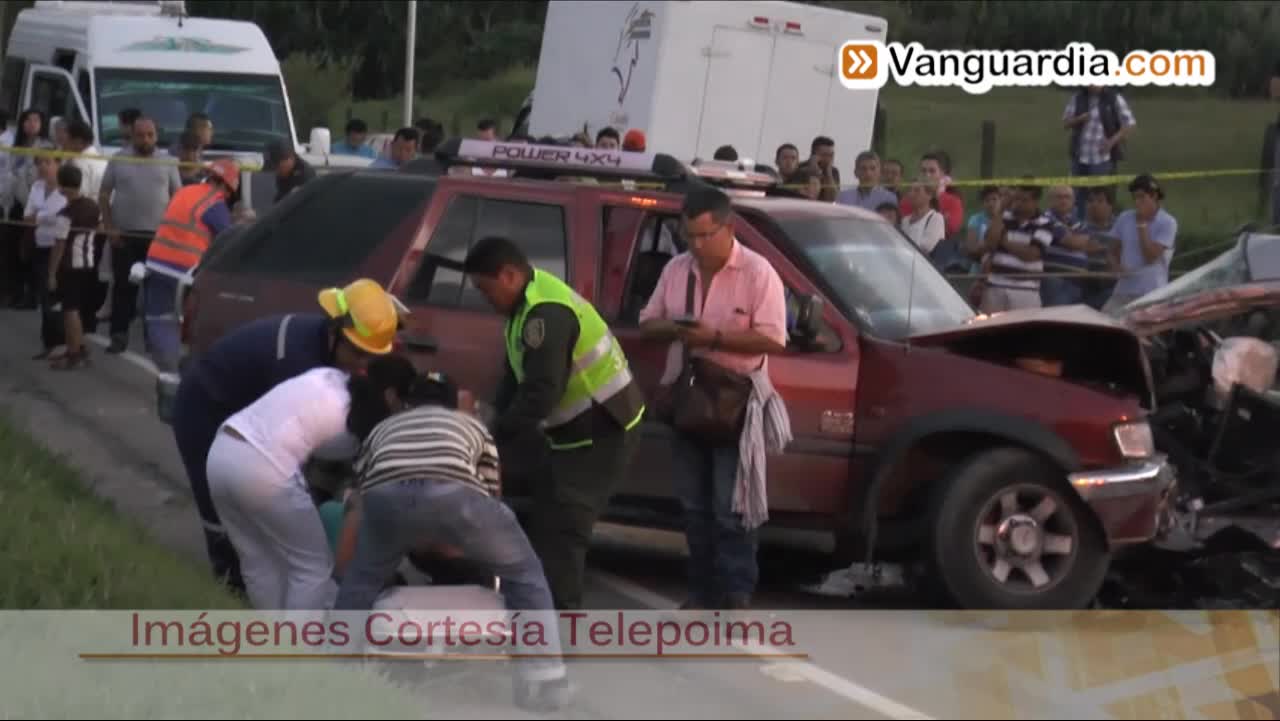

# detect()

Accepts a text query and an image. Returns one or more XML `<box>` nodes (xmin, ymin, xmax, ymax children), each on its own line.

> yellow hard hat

<box><xmin>317</xmin><ymin>278</ymin><xmax>399</xmax><ymax>355</ymax></box>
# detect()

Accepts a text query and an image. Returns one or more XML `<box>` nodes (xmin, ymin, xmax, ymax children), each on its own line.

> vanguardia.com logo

<box><xmin>839</xmin><ymin>41</ymin><xmax>1215</xmax><ymax>94</ymax></box>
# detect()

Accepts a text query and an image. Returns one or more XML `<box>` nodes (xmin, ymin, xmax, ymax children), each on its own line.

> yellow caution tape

<box><xmin>0</xmin><ymin>144</ymin><xmax>263</xmax><ymax>172</ymax></box>
<box><xmin>3</xmin><ymin>143</ymin><xmax>1266</xmax><ymax>192</ymax></box>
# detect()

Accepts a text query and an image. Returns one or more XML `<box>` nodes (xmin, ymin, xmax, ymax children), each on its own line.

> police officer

<box><xmin>464</xmin><ymin>236</ymin><xmax>645</xmax><ymax>610</ymax></box>
<box><xmin>170</xmin><ymin>278</ymin><xmax>400</xmax><ymax>592</ymax></box>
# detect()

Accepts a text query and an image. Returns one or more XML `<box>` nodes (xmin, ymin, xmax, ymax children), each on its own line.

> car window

<box><xmin>222</xmin><ymin>173</ymin><xmax>432</xmax><ymax>285</ymax></box>
<box><xmin>405</xmin><ymin>195</ymin><xmax>478</xmax><ymax>307</ymax></box>
<box><xmin>618</xmin><ymin>212</ymin><xmax>683</xmax><ymax>324</ymax></box>
<box><xmin>406</xmin><ymin>196</ymin><xmax>569</xmax><ymax>312</ymax></box>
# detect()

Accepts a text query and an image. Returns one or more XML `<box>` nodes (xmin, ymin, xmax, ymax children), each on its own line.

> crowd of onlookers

<box><xmin>0</xmin><ymin>105</ymin><xmax>240</xmax><ymax>366</ymax></box>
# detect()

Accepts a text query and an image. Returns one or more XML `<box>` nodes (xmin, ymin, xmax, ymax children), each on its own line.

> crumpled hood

<box><xmin>914</xmin><ymin>303</ymin><xmax>1137</xmax><ymax>342</ymax></box>
<box><xmin>913</xmin><ymin>304</ymin><xmax>1155</xmax><ymax>407</ymax></box>
<box><xmin>1123</xmin><ymin>281</ymin><xmax>1280</xmax><ymax>337</ymax></box>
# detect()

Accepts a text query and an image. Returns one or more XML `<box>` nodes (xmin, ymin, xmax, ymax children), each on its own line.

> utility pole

<box><xmin>403</xmin><ymin>0</ymin><xmax>417</xmax><ymax>127</ymax></box>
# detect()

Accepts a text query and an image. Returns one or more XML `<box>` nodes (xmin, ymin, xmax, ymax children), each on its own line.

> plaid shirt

<box><xmin>1063</xmin><ymin>94</ymin><xmax>1136</xmax><ymax>165</ymax></box>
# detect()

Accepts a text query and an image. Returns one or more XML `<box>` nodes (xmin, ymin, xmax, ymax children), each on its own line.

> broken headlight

<box><xmin>1113</xmin><ymin>420</ymin><xmax>1155</xmax><ymax>459</ymax></box>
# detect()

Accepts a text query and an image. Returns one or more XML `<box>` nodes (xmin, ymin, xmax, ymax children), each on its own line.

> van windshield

<box><xmin>95</xmin><ymin>68</ymin><xmax>291</xmax><ymax>150</ymax></box>
<box><xmin>772</xmin><ymin>214</ymin><xmax>976</xmax><ymax>339</ymax></box>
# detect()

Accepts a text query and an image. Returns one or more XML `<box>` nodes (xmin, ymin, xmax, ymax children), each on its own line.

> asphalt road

<box><xmin>3</xmin><ymin>308</ymin><xmax>1274</xmax><ymax>720</ymax></box>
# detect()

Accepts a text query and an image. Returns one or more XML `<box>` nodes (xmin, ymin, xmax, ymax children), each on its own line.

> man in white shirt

<box><xmin>63</xmin><ymin>120</ymin><xmax>105</xmax><ymax>201</ymax></box>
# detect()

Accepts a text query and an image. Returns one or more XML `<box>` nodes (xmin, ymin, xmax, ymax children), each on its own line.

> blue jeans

<box><xmin>1040</xmin><ymin>276</ymin><xmax>1086</xmax><ymax>307</ymax></box>
<box><xmin>334</xmin><ymin>478</ymin><xmax>564</xmax><ymax>682</ymax></box>
<box><xmin>1070</xmin><ymin>160</ymin><xmax>1115</xmax><ymax>221</ymax></box>
<box><xmin>143</xmin><ymin>273</ymin><xmax>182</xmax><ymax>374</ymax></box>
<box><xmin>672</xmin><ymin>433</ymin><xmax>759</xmax><ymax>604</ymax></box>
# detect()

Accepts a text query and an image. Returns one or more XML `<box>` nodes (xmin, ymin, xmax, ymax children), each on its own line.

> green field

<box><xmin>330</xmin><ymin>69</ymin><xmax>1278</xmax><ymax>256</ymax></box>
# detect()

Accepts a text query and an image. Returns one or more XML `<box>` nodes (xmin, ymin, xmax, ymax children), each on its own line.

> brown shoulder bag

<box><xmin>656</xmin><ymin>269</ymin><xmax>753</xmax><ymax>446</ymax></box>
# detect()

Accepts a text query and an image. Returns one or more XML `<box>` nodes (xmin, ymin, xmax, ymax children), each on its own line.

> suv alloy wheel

<box><xmin>929</xmin><ymin>447</ymin><xmax>1111</xmax><ymax>609</ymax></box>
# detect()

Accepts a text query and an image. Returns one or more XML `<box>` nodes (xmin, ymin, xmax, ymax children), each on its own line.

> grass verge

<box><xmin>0</xmin><ymin>412</ymin><xmax>244</xmax><ymax>609</ymax></box>
<box><xmin>0</xmin><ymin>413</ymin><xmax>433</xmax><ymax>717</ymax></box>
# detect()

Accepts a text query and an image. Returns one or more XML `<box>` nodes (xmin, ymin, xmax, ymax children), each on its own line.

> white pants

<box><xmin>206</xmin><ymin>430</ymin><xmax>336</xmax><ymax>610</ymax></box>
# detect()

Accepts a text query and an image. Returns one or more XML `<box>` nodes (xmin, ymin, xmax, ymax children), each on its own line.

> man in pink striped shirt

<box><xmin>638</xmin><ymin>187</ymin><xmax>787</xmax><ymax>609</ymax></box>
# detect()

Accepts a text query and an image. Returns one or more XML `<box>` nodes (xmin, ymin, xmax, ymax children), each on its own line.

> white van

<box><xmin>527</xmin><ymin>0</ymin><xmax>888</xmax><ymax>175</ymax></box>
<box><xmin>1</xmin><ymin>0</ymin><xmax>304</xmax><ymax>157</ymax></box>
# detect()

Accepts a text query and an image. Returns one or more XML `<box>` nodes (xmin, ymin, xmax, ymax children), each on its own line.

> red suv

<box><xmin>185</xmin><ymin>140</ymin><xmax>1176</xmax><ymax>610</ymax></box>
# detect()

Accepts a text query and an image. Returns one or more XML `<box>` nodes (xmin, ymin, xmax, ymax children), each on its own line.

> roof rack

<box><xmin>688</xmin><ymin>158</ymin><xmax>780</xmax><ymax>190</ymax></box>
<box><xmin>433</xmin><ymin>138</ymin><xmax>782</xmax><ymax>193</ymax></box>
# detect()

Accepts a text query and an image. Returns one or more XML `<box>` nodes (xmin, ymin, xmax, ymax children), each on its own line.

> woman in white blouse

<box><xmin>205</xmin><ymin>366</ymin><xmax>361</xmax><ymax>610</ymax></box>
<box><xmin>900</xmin><ymin>179</ymin><xmax>946</xmax><ymax>256</ymax></box>
<box><xmin>23</xmin><ymin>146</ymin><xmax>66</xmax><ymax>358</ymax></box>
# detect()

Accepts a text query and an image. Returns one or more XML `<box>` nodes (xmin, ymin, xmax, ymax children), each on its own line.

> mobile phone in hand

<box><xmin>673</xmin><ymin>316</ymin><xmax>699</xmax><ymax>327</ymax></box>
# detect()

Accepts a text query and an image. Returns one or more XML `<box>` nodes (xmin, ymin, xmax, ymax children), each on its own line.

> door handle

<box><xmin>401</xmin><ymin>334</ymin><xmax>439</xmax><ymax>352</ymax></box>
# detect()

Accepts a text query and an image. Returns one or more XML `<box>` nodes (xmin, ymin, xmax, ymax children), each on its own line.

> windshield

<box><xmin>773</xmin><ymin>214</ymin><xmax>976</xmax><ymax>339</ymax></box>
<box><xmin>1117</xmin><ymin>240</ymin><xmax>1248</xmax><ymax>316</ymax></box>
<box><xmin>94</xmin><ymin>68</ymin><xmax>292</xmax><ymax>151</ymax></box>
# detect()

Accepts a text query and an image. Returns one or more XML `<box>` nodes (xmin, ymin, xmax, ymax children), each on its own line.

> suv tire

<box><xmin>929</xmin><ymin>447</ymin><xmax>1109</xmax><ymax>610</ymax></box>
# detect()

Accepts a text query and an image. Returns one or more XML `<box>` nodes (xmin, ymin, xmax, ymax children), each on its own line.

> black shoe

<box><xmin>514</xmin><ymin>677</ymin><xmax>574</xmax><ymax>713</ymax></box>
<box><xmin>106</xmin><ymin>337</ymin><xmax>127</xmax><ymax>354</ymax></box>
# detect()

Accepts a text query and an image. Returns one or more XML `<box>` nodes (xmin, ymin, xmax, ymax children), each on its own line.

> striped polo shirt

<box><xmin>353</xmin><ymin>405</ymin><xmax>501</xmax><ymax>497</ymax></box>
<box><xmin>988</xmin><ymin>209</ymin><xmax>1054</xmax><ymax>291</ymax></box>
<box><xmin>1043</xmin><ymin>210</ymin><xmax>1089</xmax><ymax>272</ymax></box>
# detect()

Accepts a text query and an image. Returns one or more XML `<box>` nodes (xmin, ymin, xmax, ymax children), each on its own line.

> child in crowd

<box><xmin>965</xmin><ymin>186</ymin><xmax>1002</xmax><ymax>269</ymax></box>
<box><xmin>48</xmin><ymin>164</ymin><xmax>100</xmax><ymax>370</ymax></box>
<box><xmin>25</xmin><ymin>149</ymin><xmax>65</xmax><ymax>358</ymax></box>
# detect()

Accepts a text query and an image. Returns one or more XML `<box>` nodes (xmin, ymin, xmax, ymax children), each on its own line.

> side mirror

<box><xmin>794</xmin><ymin>293</ymin><xmax>825</xmax><ymax>342</ymax></box>
<box><xmin>309</xmin><ymin>127</ymin><xmax>332</xmax><ymax>156</ymax></box>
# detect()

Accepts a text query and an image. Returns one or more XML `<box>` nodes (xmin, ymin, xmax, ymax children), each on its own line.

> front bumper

<box><xmin>1068</xmin><ymin>455</ymin><xmax>1178</xmax><ymax>545</ymax></box>
<box><xmin>1068</xmin><ymin>455</ymin><xmax>1175</xmax><ymax>501</ymax></box>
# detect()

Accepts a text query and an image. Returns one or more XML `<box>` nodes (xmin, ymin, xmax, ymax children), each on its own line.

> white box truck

<box><xmin>527</xmin><ymin>0</ymin><xmax>887</xmax><ymax>175</ymax></box>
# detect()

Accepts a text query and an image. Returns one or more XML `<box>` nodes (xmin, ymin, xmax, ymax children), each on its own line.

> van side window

<box><xmin>406</xmin><ymin>196</ymin><xmax>568</xmax><ymax>312</ymax></box>
<box><xmin>227</xmin><ymin>174</ymin><xmax>433</xmax><ymax>284</ymax></box>
<box><xmin>0</xmin><ymin>58</ymin><xmax>25</xmax><ymax>120</ymax></box>
<box><xmin>30</xmin><ymin>69</ymin><xmax>78</xmax><ymax>125</ymax></box>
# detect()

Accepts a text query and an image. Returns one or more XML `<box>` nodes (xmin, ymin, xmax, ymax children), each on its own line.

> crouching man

<box><xmin>333</xmin><ymin>355</ymin><xmax>571</xmax><ymax>713</ymax></box>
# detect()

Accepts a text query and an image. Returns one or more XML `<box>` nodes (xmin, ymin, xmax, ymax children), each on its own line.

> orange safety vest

<box><xmin>145</xmin><ymin>184</ymin><xmax>225</xmax><ymax>275</ymax></box>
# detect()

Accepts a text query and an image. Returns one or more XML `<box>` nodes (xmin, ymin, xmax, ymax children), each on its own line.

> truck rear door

<box><xmin>697</xmin><ymin>26</ymin><xmax>773</xmax><ymax>160</ymax></box>
<box><xmin>758</xmin><ymin>33</ymin><xmax>837</xmax><ymax>166</ymax></box>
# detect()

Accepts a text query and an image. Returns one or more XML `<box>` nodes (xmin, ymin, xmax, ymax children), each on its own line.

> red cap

<box><xmin>623</xmin><ymin>129</ymin><xmax>646</xmax><ymax>152</ymax></box>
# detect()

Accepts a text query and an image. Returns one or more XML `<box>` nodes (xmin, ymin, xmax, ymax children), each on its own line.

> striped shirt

<box><xmin>354</xmin><ymin>405</ymin><xmax>501</xmax><ymax>497</ymax></box>
<box><xmin>1043</xmin><ymin>210</ymin><xmax>1088</xmax><ymax>272</ymax></box>
<box><xmin>987</xmin><ymin>209</ymin><xmax>1054</xmax><ymax>291</ymax></box>
<box><xmin>56</xmin><ymin>197</ymin><xmax>102</xmax><ymax>270</ymax></box>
